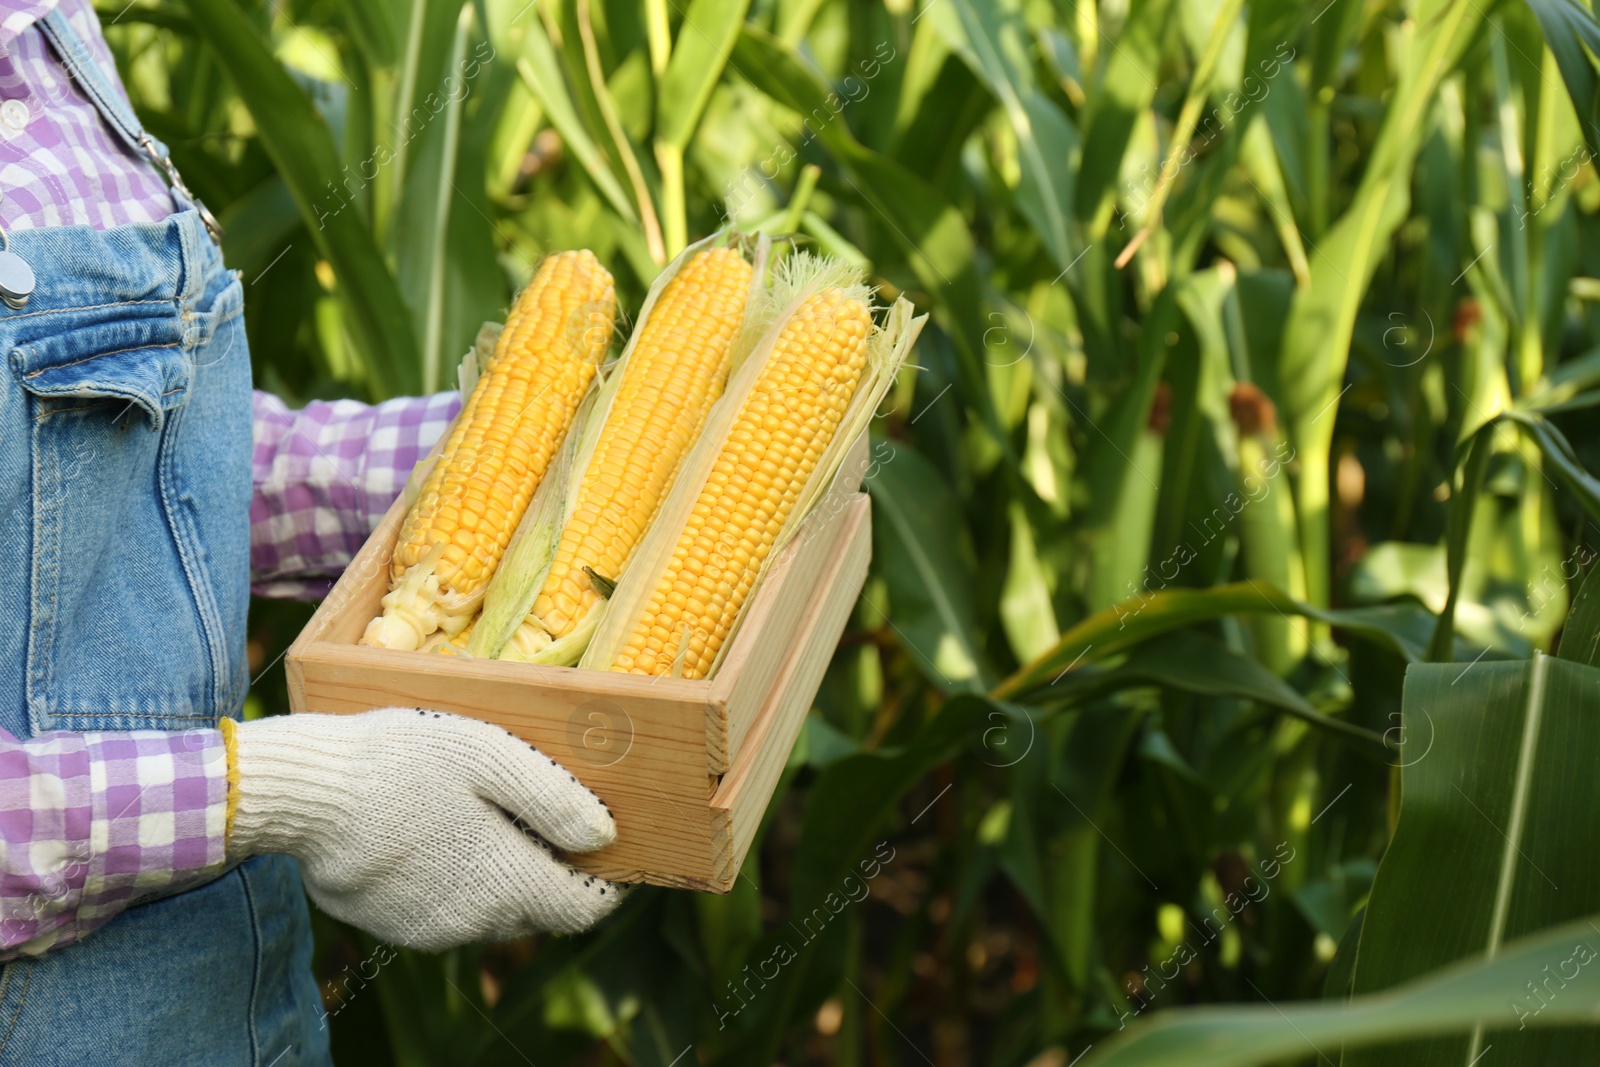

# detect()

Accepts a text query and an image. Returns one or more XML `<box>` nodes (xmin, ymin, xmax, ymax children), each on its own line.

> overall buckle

<box><xmin>139</xmin><ymin>135</ymin><xmax>225</xmax><ymax>245</ymax></box>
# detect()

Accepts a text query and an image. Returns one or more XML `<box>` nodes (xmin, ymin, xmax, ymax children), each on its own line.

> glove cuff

<box><xmin>226</xmin><ymin>713</ymin><xmax>358</xmax><ymax>859</ymax></box>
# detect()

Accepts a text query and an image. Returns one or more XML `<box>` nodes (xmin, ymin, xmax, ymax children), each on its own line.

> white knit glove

<box><xmin>222</xmin><ymin>708</ymin><xmax>624</xmax><ymax>950</ymax></box>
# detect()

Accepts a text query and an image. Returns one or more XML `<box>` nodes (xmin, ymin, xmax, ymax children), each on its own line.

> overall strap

<box><xmin>36</xmin><ymin>7</ymin><xmax>223</xmax><ymax>243</ymax></box>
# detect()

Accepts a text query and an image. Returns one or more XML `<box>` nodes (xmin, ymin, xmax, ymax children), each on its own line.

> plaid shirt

<box><xmin>0</xmin><ymin>0</ymin><xmax>173</xmax><ymax>231</ymax></box>
<box><xmin>251</xmin><ymin>390</ymin><xmax>461</xmax><ymax>599</ymax></box>
<box><xmin>0</xmin><ymin>730</ymin><xmax>228</xmax><ymax>955</ymax></box>
<box><xmin>0</xmin><ymin>392</ymin><xmax>458</xmax><ymax>958</ymax></box>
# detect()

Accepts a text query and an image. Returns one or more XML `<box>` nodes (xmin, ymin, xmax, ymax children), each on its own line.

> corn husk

<box><xmin>467</xmin><ymin>230</ymin><xmax>770</xmax><ymax>664</ymax></box>
<box><xmin>579</xmin><ymin>251</ymin><xmax>923</xmax><ymax>678</ymax></box>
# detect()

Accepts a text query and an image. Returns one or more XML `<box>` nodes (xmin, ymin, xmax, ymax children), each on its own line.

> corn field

<box><xmin>108</xmin><ymin>0</ymin><xmax>1600</xmax><ymax>1062</ymax></box>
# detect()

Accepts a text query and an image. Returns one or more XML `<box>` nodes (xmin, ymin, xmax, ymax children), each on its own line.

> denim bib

<box><xmin>0</xmin><ymin>13</ymin><xmax>328</xmax><ymax>1066</ymax></box>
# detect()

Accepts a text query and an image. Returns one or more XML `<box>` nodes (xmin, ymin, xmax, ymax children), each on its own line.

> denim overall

<box><xmin>0</xmin><ymin>10</ymin><xmax>328</xmax><ymax>1065</ymax></box>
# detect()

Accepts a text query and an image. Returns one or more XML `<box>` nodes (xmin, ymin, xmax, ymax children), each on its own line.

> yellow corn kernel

<box><xmin>362</xmin><ymin>250</ymin><xmax>616</xmax><ymax>650</ymax></box>
<box><xmin>611</xmin><ymin>286</ymin><xmax>870</xmax><ymax>679</ymax></box>
<box><xmin>519</xmin><ymin>247</ymin><xmax>751</xmax><ymax>648</ymax></box>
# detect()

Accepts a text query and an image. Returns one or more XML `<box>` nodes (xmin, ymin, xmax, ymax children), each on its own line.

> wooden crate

<box><xmin>286</xmin><ymin>435</ymin><xmax>873</xmax><ymax>892</ymax></box>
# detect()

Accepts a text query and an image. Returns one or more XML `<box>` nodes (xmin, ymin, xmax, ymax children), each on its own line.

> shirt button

<box><xmin>0</xmin><ymin>100</ymin><xmax>29</xmax><ymax>132</ymax></box>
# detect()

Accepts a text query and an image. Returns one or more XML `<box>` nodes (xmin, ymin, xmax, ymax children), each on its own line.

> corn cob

<box><xmin>361</xmin><ymin>250</ymin><xmax>615</xmax><ymax>650</ymax></box>
<box><xmin>609</xmin><ymin>286</ymin><xmax>871</xmax><ymax>679</ymax></box>
<box><xmin>503</xmin><ymin>246</ymin><xmax>752</xmax><ymax>660</ymax></box>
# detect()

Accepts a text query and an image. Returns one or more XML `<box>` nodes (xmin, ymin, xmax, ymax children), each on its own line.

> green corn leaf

<box><xmin>1343</xmin><ymin>653</ymin><xmax>1600</xmax><ymax>1063</ymax></box>
<box><xmin>1558</xmin><ymin>562</ymin><xmax>1600</xmax><ymax>667</ymax></box>
<box><xmin>1428</xmin><ymin>426</ymin><xmax>1492</xmax><ymax>662</ymax></box>
<box><xmin>654</xmin><ymin>0</ymin><xmax>750</xmax><ymax>150</ymax></box>
<box><xmin>932</xmin><ymin>0</ymin><xmax>1080</xmax><ymax>272</ymax></box>
<box><xmin>486</xmin><ymin>76</ymin><xmax>543</xmax><ymax>201</ymax></box>
<box><xmin>890</xmin><ymin>41</ymin><xmax>990</xmax><ymax>187</ymax></box>
<box><xmin>865</xmin><ymin>438</ymin><xmax>992</xmax><ymax>693</ymax></box>
<box><xmin>1079</xmin><ymin>913</ymin><xmax>1600</xmax><ymax>1066</ymax></box>
<box><xmin>384</xmin><ymin>0</ymin><xmax>464</xmax><ymax>223</ymax></box>
<box><xmin>1042</xmin><ymin>630</ymin><xmax>1387</xmax><ymax>750</ymax></box>
<box><xmin>1324</xmin><ymin>908</ymin><xmax>1366</xmax><ymax>1003</ymax></box>
<box><xmin>1430</xmin><ymin>413</ymin><xmax>1600</xmax><ymax>661</ymax></box>
<box><xmin>1280</xmin><ymin>0</ymin><xmax>1488</xmax><ymax>611</ymax></box>
<box><xmin>1525</xmin><ymin>0</ymin><xmax>1600</xmax><ymax>160</ymax></box>
<box><xmin>1279</xmin><ymin>173</ymin><xmax>1414</xmax><ymax>604</ymax></box>
<box><xmin>92</xmin><ymin>3</ymin><xmax>194</xmax><ymax>32</ymax></box>
<box><xmin>1503</xmin><ymin>410</ymin><xmax>1600</xmax><ymax>525</ymax></box>
<box><xmin>999</xmin><ymin>500</ymin><xmax>1060</xmax><ymax>663</ymax></box>
<box><xmin>653</xmin><ymin>0</ymin><xmax>749</xmax><ymax>255</ymax></box>
<box><xmin>1121</xmin><ymin>0</ymin><xmax>1244</xmax><ymax>256</ymax></box>
<box><xmin>391</xmin><ymin>2</ymin><xmax>473</xmax><ymax>394</ymax></box>
<box><xmin>178</xmin><ymin>0</ymin><xmax>421</xmax><ymax>396</ymax></box>
<box><xmin>1080</xmin><ymin>287</ymin><xmax>1179</xmax><ymax>613</ymax></box>
<box><xmin>1074</xmin><ymin>0</ymin><xmax>1174</xmax><ymax>232</ymax></box>
<box><xmin>334</xmin><ymin>0</ymin><xmax>399</xmax><ymax>76</ymax></box>
<box><xmin>217</xmin><ymin>176</ymin><xmax>301</xmax><ymax>277</ymax></box>
<box><xmin>505</xmin><ymin>11</ymin><xmax>640</xmax><ymax>223</ymax></box>
<box><xmin>995</xmin><ymin>582</ymin><xmax>1429</xmax><ymax>700</ymax></box>
<box><xmin>436</xmin><ymin>66</ymin><xmax>517</xmax><ymax>372</ymax></box>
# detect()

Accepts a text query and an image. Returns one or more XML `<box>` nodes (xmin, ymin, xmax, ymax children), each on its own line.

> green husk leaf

<box><xmin>581</xmin><ymin>566</ymin><xmax>617</xmax><ymax>598</ymax></box>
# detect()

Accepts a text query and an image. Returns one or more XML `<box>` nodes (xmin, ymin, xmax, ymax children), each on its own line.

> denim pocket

<box><xmin>9</xmin><ymin>304</ymin><xmax>220</xmax><ymax>730</ymax></box>
<box><xmin>10</xmin><ymin>307</ymin><xmax>190</xmax><ymax>429</ymax></box>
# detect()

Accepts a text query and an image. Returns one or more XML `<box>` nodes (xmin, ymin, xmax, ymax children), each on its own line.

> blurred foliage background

<box><xmin>97</xmin><ymin>0</ymin><xmax>1600</xmax><ymax>1061</ymax></box>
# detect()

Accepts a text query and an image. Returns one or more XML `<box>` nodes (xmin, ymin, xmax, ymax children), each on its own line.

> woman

<box><xmin>0</xmin><ymin>0</ymin><xmax>617</xmax><ymax>1061</ymax></box>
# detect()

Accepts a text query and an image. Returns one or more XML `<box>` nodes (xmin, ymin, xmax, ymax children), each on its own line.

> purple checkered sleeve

<box><xmin>0</xmin><ymin>727</ymin><xmax>227</xmax><ymax>959</ymax></box>
<box><xmin>250</xmin><ymin>390</ymin><xmax>462</xmax><ymax>599</ymax></box>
